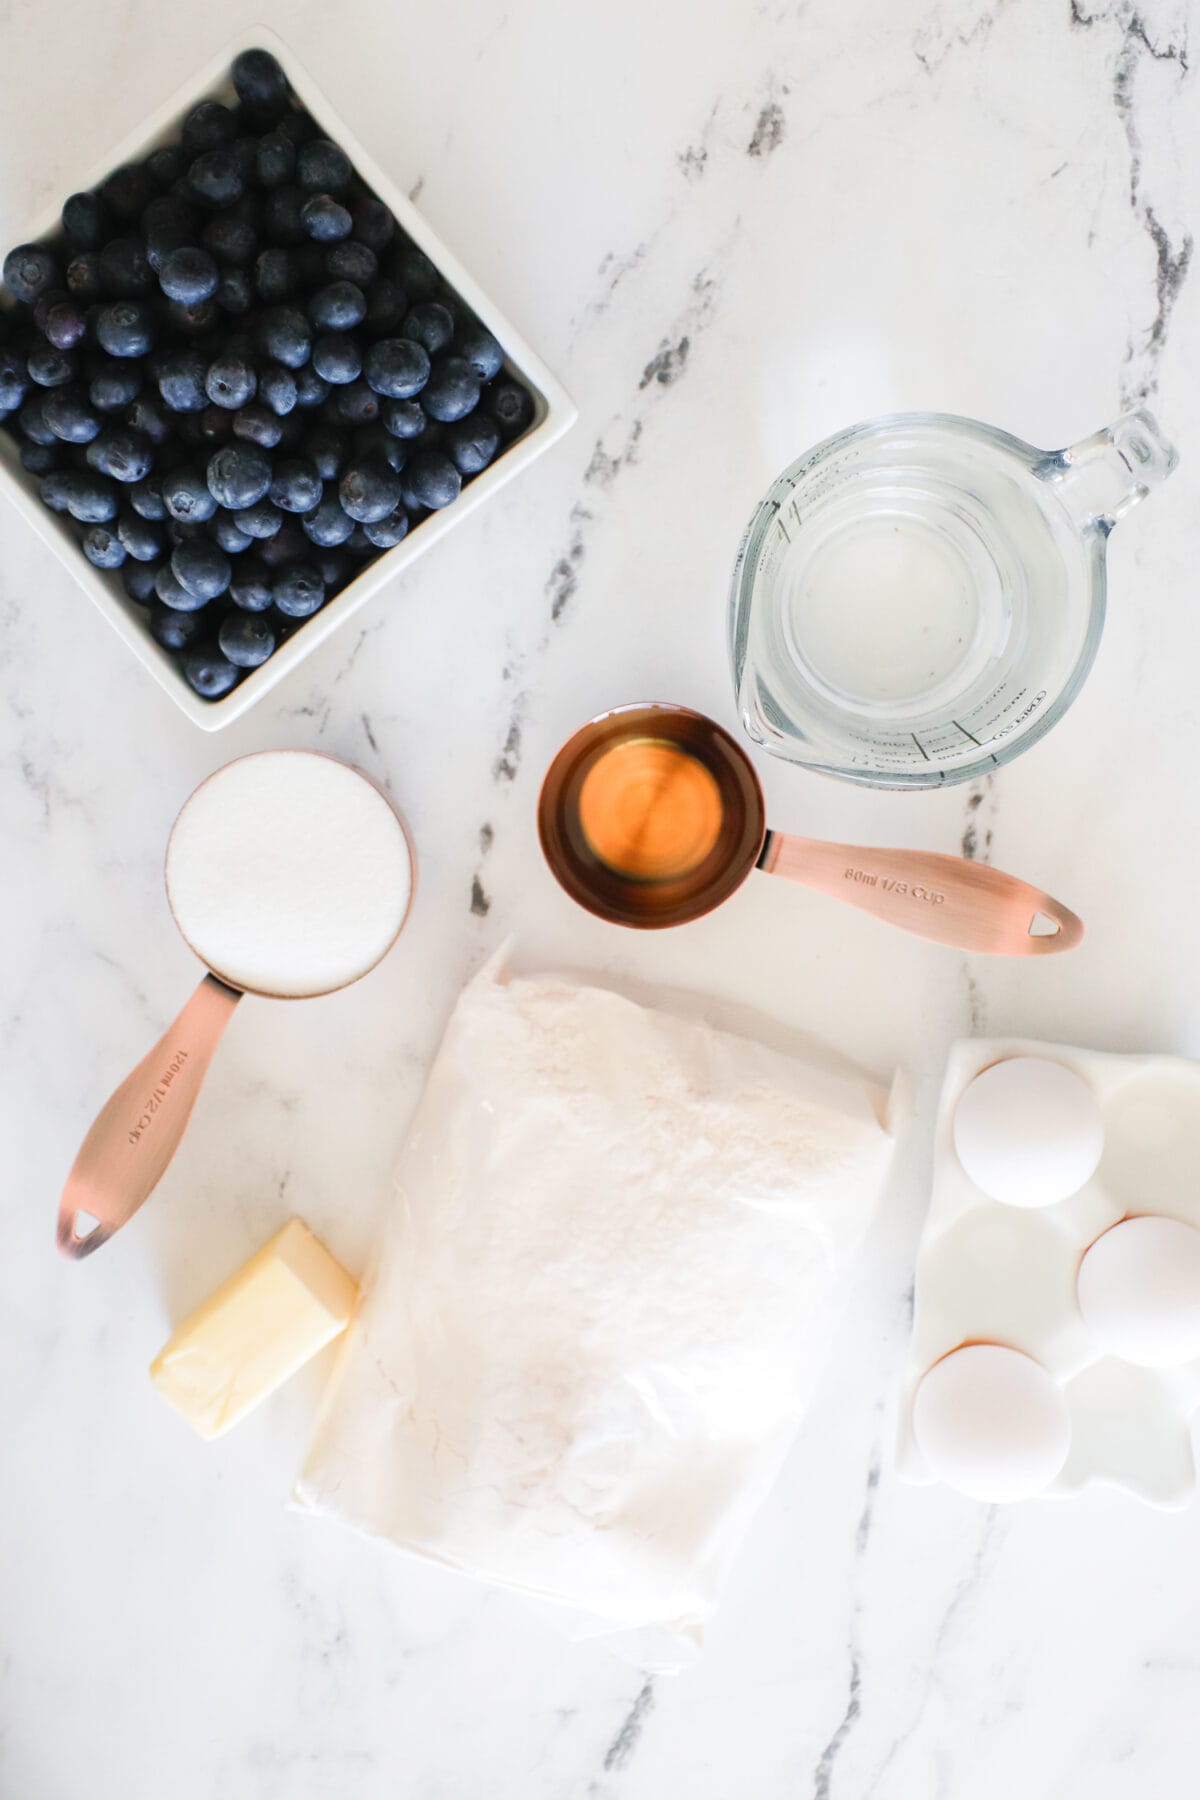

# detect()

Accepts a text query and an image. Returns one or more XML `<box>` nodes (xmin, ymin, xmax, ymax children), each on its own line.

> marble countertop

<box><xmin>4</xmin><ymin>0</ymin><xmax>1200</xmax><ymax>1794</ymax></box>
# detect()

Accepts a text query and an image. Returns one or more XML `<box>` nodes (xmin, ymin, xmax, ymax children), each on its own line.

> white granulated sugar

<box><xmin>296</xmin><ymin>958</ymin><xmax>896</xmax><ymax>1665</ymax></box>
<box><xmin>166</xmin><ymin>752</ymin><xmax>412</xmax><ymax>998</ymax></box>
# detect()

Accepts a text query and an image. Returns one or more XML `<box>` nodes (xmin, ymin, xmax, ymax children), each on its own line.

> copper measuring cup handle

<box><xmin>57</xmin><ymin>974</ymin><xmax>241</xmax><ymax>1259</ymax></box>
<box><xmin>758</xmin><ymin>834</ymin><xmax>1083</xmax><ymax>956</ymax></box>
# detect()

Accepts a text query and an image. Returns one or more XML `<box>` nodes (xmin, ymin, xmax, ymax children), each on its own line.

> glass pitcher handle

<box><xmin>1040</xmin><ymin>409</ymin><xmax>1179</xmax><ymax>534</ymax></box>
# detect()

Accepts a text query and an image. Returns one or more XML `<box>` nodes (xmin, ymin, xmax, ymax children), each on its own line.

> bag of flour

<box><xmin>295</xmin><ymin>958</ymin><xmax>897</xmax><ymax>1667</ymax></box>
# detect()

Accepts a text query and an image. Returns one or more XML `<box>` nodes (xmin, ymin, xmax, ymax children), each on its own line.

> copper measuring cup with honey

<box><xmin>537</xmin><ymin>703</ymin><xmax>1083</xmax><ymax>953</ymax></box>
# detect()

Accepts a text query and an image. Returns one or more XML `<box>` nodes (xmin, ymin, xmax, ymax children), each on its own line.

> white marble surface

<box><xmin>3</xmin><ymin>0</ymin><xmax>1200</xmax><ymax>1794</ymax></box>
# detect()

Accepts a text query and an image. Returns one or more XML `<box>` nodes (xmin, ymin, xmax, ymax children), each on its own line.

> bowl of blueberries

<box><xmin>0</xmin><ymin>31</ymin><xmax>575</xmax><ymax>726</ymax></box>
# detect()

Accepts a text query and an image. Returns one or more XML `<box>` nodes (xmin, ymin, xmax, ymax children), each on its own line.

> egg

<box><xmin>1077</xmin><ymin>1216</ymin><xmax>1200</xmax><ymax>1367</ymax></box>
<box><xmin>912</xmin><ymin>1343</ymin><xmax>1071</xmax><ymax>1501</ymax></box>
<box><xmin>953</xmin><ymin>1056</ymin><xmax>1104</xmax><ymax>1208</ymax></box>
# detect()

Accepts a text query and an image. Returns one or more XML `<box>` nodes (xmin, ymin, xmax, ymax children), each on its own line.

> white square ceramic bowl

<box><xmin>0</xmin><ymin>25</ymin><xmax>576</xmax><ymax>729</ymax></box>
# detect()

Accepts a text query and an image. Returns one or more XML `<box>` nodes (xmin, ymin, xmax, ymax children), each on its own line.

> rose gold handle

<box><xmin>57</xmin><ymin>974</ymin><xmax>242</xmax><ymax>1259</ymax></box>
<box><xmin>758</xmin><ymin>834</ymin><xmax>1083</xmax><ymax>956</ymax></box>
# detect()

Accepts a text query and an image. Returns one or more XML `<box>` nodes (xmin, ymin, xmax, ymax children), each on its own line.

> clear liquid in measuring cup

<box><xmin>730</xmin><ymin>415</ymin><xmax>1100</xmax><ymax>787</ymax></box>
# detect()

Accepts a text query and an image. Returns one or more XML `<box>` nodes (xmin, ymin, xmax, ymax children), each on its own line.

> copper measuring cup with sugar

<box><xmin>537</xmin><ymin>703</ymin><xmax>1083</xmax><ymax>950</ymax></box>
<box><xmin>58</xmin><ymin>751</ymin><xmax>415</xmax><ymax>1260</ymax></box>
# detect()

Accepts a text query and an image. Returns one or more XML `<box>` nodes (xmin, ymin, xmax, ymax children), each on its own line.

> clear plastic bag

<box><xmin>295</xmin><ymin>956</ymin><xmax>898</xmax><ymax>1669</ymax></box>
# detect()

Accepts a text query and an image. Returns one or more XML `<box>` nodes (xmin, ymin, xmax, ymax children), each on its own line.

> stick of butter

<box><xmin>150</xmin><ymin>1218</ymin><xmax>357</xmax><ymax>1440</ymax></box>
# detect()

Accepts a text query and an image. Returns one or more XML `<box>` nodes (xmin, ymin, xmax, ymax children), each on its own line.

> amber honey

<box><xmin>576</xmin><ymin>737</ymin><xmax>725</xmax><ymax>882</ymax></box>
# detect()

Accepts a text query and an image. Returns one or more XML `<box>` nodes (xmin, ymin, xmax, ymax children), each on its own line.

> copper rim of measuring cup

<box><xmin>537</xmin><ymin>703</ymin><xmax>766</xmax><ymax>929</ymax></box>
<box><xmin>164</xmin><ymin>748</ymin><xmax>419</xmax><ymax>998</ymax></box>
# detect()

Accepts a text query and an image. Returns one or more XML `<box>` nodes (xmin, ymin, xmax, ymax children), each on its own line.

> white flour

<box><xmin>296</xmin><ymin>959</ymin><xmax>896</xmax><ymax>1665</ymax></box>
<box><xmin>165</xmin><ymin>752</ymin><xmax>412</xmax><ymax>998</ymax></box>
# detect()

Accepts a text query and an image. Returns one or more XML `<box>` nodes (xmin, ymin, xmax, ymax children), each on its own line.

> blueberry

<box><xmin>126</xmin><ymin>394</ymin><xmax>172</xmax><ymax>443</ymax></box>
<box><xmin>364</xmin><ymin>277</ymin><xmax>406</xmax><ymax>338</ymax></box>
<box><xmin>202</xmin><ymin>215</ymin><xmax>258</xmax><ymax>266</ymax></box>
<box><xmin>20</xmin><ymin>441</ymin><xmax>59</xmax><ymax>475</ymax></box>
<box><xmin>159</xmin><ymin>247</ymin><xmax>219</xmax><ymax>305</ymax></box>
<box><xmin>18</xmin><ymin>393</ymin><xmax>57</xmax><ymax>443</ymax></box>
<box><xmin>87</xmin><ymin>427</ymin><xmax>154</xmax><ymax>482</ymax></box>
<box><xmin>40</xmin><ymin>298</ymin><xmax>87</xmax><ymax>352</ymax></box>
<box><xmin>172</xmin><ymin>539</ymin><xmax>231</xmax><ymax>600</ymax></box>
<box><xmin>206</xmin><ymin>443</ymin><xmax>272</xmax><ymax>510</ymax></box>
<box><xmin>95</xmin><ymin>301</ymin><xmax>155</xmax><ymax>359</ymax></box>
<box><xmin>232</xmin><ymin>403</ymin><xmax>282</xmax><ymax>448</ymax></box>
<box><xmin>354</xmin><ymin>424</ymin><xmax>408</xmax><ymax>474</ymax></box>
<box><xmin>297</xmin><ymin>138</ymin><xmax>353</xmax><ymax>195</ymax></box>
<box><xmin>40</xmin><ymin>470</ymin><xmax>73</xmax><ymax>511</ymax></box>
<box><xmin>230</xmin><ymin>559</ymin><xmax>272</xmax><ymax>610</ymax></box>
<box><xmin>257</xmin><ymin>307</ymin><xmax>310</xmax><ymax>370</ymax></box>
<box><xmin>162</xmin><ymin>466</ymin><xmax>218</xmax><ymax>522</ymax></box>
<box><xmin>216</xmin><ymin>268</ymin><xmax>254</xmax><ymax>314</ymax></box>
<box><xmin>395</xmin><ymin>248</ymin><xmax>439</xmax><ymax>301</ymax></box>
<box><xmin>66</xmin><ymin>252</ymin><xmax>105</xmax><ymax>303</ymax></box>
<box><xmin>293</xmin><ymin>363</ymin><xmax>329</xmax><ymax>408</ymax></box>
<box><xmin>100</xmin><ymin>163</ymin><xmax>156</xmax><ymax>221</ymax></box>
<box><xmin>302</xmin><ymin>489</ymin><xmax>355</xmax><ymax>545</ymax></box>
<box><xmin>232</xmin><ymin>48</ymin><xmax>290</xmax><ymax>121</ymax></box>
<box><xmin>272</xmin><ymin>562</ymin><xmax>326</xmax><ymax>617</ymax></box>
<box><xmin>3</xmin><ymin>244</ymin><xmax>58</xmax><ymax>304</ymax></box>
<box><xmin>303</xmin><ymin>425</ymin><xmax>348</xmax><ymax>480</ymax></box>
<box><xmin>349</xmin><ymin>197</ymin><xmax>395</xmax><ymax>253</ymax></box>
<box><xmin>269</xmin><ymin>457</ymin><xmax>321</xmax><ymax>513</ymax></box>
<box><xmin>298</xmin><ymin>194</ymin><xmax>349</xmax><ymax>244</ymax></box>
<box><xmin>0</xmin><ymin>346</ymin><xmax>29</xmax><ymax>412</ymax></box>
<box><xmin>311</xmin><ymin>333</ymin><xmax>361</xmax><ymax>386</ymax></box>
<box><xmin>183</xmin><ymin>647</ymin><xmax>241</xmax><ymax>698</ymax></box>
<box><xmin>123</xmin><ymin>558</ymin><xmax>162</xmax><ymax>604</ymax></box>
<box><xmin>98</xmin><ymin>237</ymin><xmax>155</xmax><ymax>297</ymax></box>
<box><xmin>166</xmin><ymin>297</ymin><xmax>219</xmax><ymax>335</ymax></box>
<box><xmin>338</xmin><ymin>459</ymin><xmax>401</xmax><ymax>523</ymax></box>
<box><xmin>259</xmin><ymin>363</ymin><xmax>298</xmax><ymax>415</ymax></box>
<box><xmin>326</xmin><ymin>240</ymin><xmax>377</xmax><ymax>287</ymax></box>
<box><xmin>443</xmin><ymin>412</ymin><xmax>499</xmax><ymax>476</ymax></box>
<box><xmin>64</xmin><ymin>472</ymin><xmax>119</xmax><ymax>522</ymax></box>
<box><xmin>487</xmin><ymin>378</ymin><xmax>534</xmax><ymax>439</ymax></box>
<box><xmin>256</xmin><ymin>129</ymin><xmax>296</xmax><ymax>189</ymax></box>
<box><xmin>402</xmin><ymin>302</ymin><xmax>454</xmax><ymax>357</ymax></box>
<box><xmin>203</xmin><ymin>353</ymin><xmax>256</xmax><ymax>410</ymax></box>
<box><xmin>335</xmin><ymin>381</ymin><xmax>380</xmax><ymax>425</ymax></box>
<box><xmin>130</xmin><ymin>476</ymin><xmax>167</xmax><ymax>520</ymax></box>
<box><xmin>381</xmin><ymin>397</ymin><xmax>426</xmax><ymax>440</ymax></box>
<box><xmin>182</xmin><ymin>100</ymin><xmax>237</xmax><ymax>158</ymax></box>
<box><xmin>421</xmin><ymin>355</ymin><xmax>480</xmax><ymax>423</ymax></box>
<box><xmin>189</xmin><ymin>150</ymin><xmax>244</xmax><ymax>210</ymax></box>
<box><xmin>364</xmin><ymin>337</ymin><xmax>429</xmax><ymax>399</ymax></box>
<box><xmin>453</xmin><ymin>322</ymin><xmax>504</xmax><ymax>381</ymax></box>
<box><xmin>44</xmin><ymin>387</ymin><xmax>102</xmax><ymax>444</ymax></box>
<box><xmin>307</xmin><ymin>279</ymin><xmax>365</xmax><ymax>332</ymax></box>
<box><xmin>210</xmin><ymin>509</ymin><xmax>252</xmax><ymax>554</ymax></box>
<box><xmin>362</xmin><ymin>506</ymin><xmax>409</xmax><ymax>548</ymax></box>
<box><xmin>257</xmin><ymin>519</ymin><xmax>308</xmax><ymax>569</ymax></box>
<box><xmin>263</xmin><ymin>186</ymin><xmax>305</xmax><ymax>246</ymax></box>
<box><xmin>27</xmin><ymin>343</ymin><xmax>76</xmax><ymax>388</ymax></box>
<box><xmin>255</xmin><ymin>247</ymin><xmax>294</xmax><ymax>303</ymax></box>
<box><xmin>277</xmin><ymin>108</ymin><xmax>318</xmax><ymax>147</ymax></box>
<box><xmin>62</xmin><ymin>192</ymin><xmax>108</xmax><ymax>250</ymax></box>
<box><xmin>117</xmin><ymin>510</ymin><xmax>165</xmax><ymax>560</ymax></box>
<box><xmin>234</xmin><ymin>497</ymin><xmax>283</xmax><ymax>538</ymax></box>
<box><xmin>88</xmin><ymin>358</ymin><xmax>141</xmax><ymax>411</ymax></box>
<box><xmin>145</xmin><ymin>145</ymin><xmax>186</xmax><ymax>189</ymax></box>
<box><xmin>149</xmin><ymin>600</ymin><xmax>204</xmax><ymax>648</ymax></box>
<box><xmin>82</xmin><ymin>524</ymin><xmax>126</xmax><ymax>569</ymax></box>
<box><xmin>401</xmin><ymin>451</ymin><xmax>461</xmax><ymax>510</ymax></box>
<box><xmin>142</xmin><ymin>194</ymin><xmax>197</xmax><ymax>270</ymax></box>
<box><xmin>344</xmin><ymin>523</ymin><xmax>375</xmax><ymax>556</ymax></box>
<box><xmin>155</xmin><ymin>562</ymin><xmax>206</xmax><ymax>609</ymax></box>
<box><xmin>218</xmin><ymin>610</ymin><xmax>275</xmax><ymax>668</ymax></box>
<box><xmin>156</xmin><ymin>348</ymin><xmax>209</xmax><ymax>413</ymax></box>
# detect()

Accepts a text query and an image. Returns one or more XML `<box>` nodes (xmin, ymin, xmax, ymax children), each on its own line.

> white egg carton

<box><xmin>897</xmin><ymin>1037</ymin><xmax>1200</xmax><ymax>1508</ymax></box>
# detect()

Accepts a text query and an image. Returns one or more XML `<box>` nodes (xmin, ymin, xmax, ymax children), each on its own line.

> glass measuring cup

<box><xmin>729</xmin><ymin>410</ymin><xmax>1178</xmax><ymax>787</ymax></box>
<box><xmin>538</xmin><ymin>703</ymin><xmax>1082</xmax><ymax>949</ymax></box>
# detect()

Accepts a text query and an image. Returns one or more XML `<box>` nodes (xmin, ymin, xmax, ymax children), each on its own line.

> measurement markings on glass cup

<box><xmin>770</xmin><ymin>495</ymin><xmax>802</xmax><ymax>544</ymax></box>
